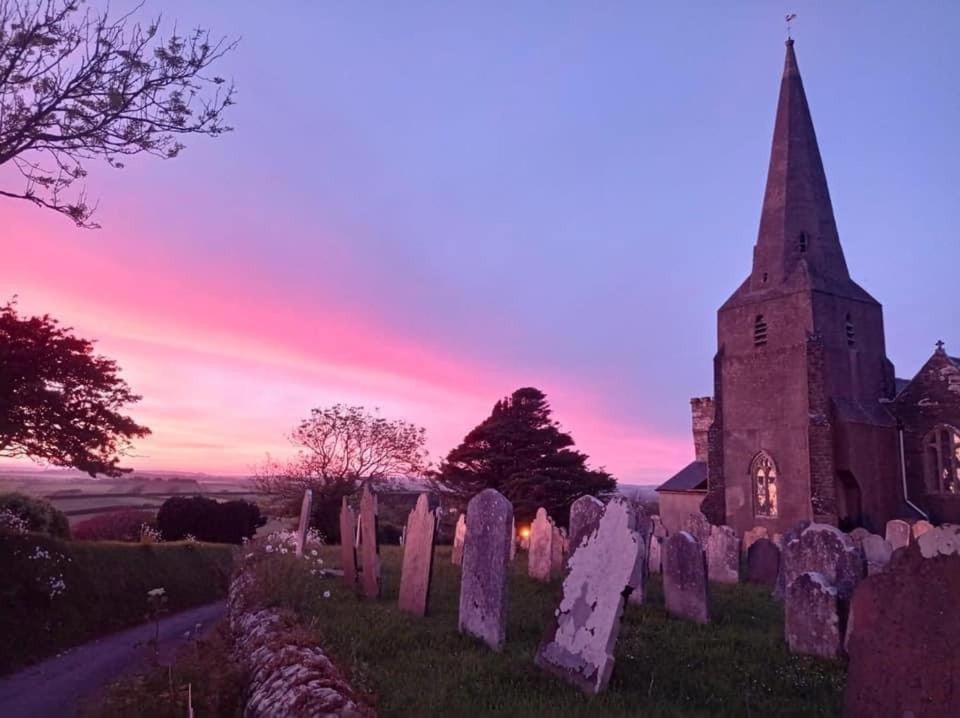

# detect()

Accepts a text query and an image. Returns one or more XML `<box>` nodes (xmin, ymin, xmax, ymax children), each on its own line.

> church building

<box><xmin>656</xmin><ymin>40</ymin><xmax>960</xmax><ymax>535</ymax></box>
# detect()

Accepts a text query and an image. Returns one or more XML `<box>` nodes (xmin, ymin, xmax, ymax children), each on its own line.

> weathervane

<box><xmin>786</xmin><ymin>13</ymin><xmax>797</xmax><ymax>40</ymax></box>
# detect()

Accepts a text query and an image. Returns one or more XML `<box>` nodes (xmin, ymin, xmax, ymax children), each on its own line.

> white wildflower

<box><xmin>323</xmin><ymin>590</ymin><xmax>331</xmax><ymax>599</ymax></box>
<box><xmin>147</xmin><ymin>587</ymin><xmax>166</xmax><ymax>598</ymax></box>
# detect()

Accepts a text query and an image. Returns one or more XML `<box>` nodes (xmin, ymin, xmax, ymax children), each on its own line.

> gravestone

<box><xmin>358</xmin><ymin>483</ymin><xmax>381</xmax><ymax>599</ymax></box>
<box><xmin>510</xmin><ymin>517</ymin><xmax>517</xmax><ymax>561</ymax></box>
<box><xmin>650</xmin><ymin>514</ymin><xmax>667</xmax><ymax>539</ymax></box>
<box><xmin>338</xmin><ymin>497</ymin><xmax>358</xmax><ymax>588</ymax></box>
<box><xmin>884</xmin><ymin>519</ymin><xmax>911</xmax><ymax>551</ymax></box>
<box><xmin>785</xmin><ymin>571</ymin><xmax>841</xmax><ymax>659</ymax></box>
<box><xmin>681</xmin><ymin>511</ymin><xmax>712</xmax><ymax>545</ymax></box>
<box><xmin>398</xmin><ymin>494</ymin><xmax>437</xmax><ymax>616</ymax></box>
<box><xmin>568</xmin><ymin>495</ymin><xmax>604</xmax><ymax>557</ymax></box>
<box><xmin>551</xmin><ymin>525</ymin><xmax>565</xmax><ymax>577</ymax></box>
<box><xmin>529</xmin><ymin>508</ymin><xmax>554</xmax><ymax>582</ymax></box>
<box><xmin>746</xmin><ymin>538</ymin><xmax>780</xmax><ymax>587</ymax></box>
<box><xmin>626</xmin><ymin>532</ymin><xmax>649</xmax><ymax>606</ymax></box>
<box><xmin>458</xmin><ymin>489</ymin><xmax>514</xmax><ymax>651</ymax></box>
<box><xmin>844</xmin><ymin>547</ymin><xmax>960</xmax><ymax>716</ymax></box>
<box><xmin>780</xmin><ymin>523</ymin><xmax>864</xmax><ymax>601</ymax></box>
<box><xmin>295</xmin><ymin>489</ymin><xmax>313</xmax><ymax>557</ymax></box>
<box><xmin>535</xmin><ymin>497</ymin><xmax>644</xmax><ymax>694</ymax></box>
<box><xmin>662</xmin><ymin>531</ymin><xmax>709</xmax><ymax>624</ymax></box>
<box><xmin>451</xmin><ymin>513</ymin><xmax>467</xmax><ymax>566</ymax></box>
<box><xmin>917</xmin><ymin>524</ymin><xmax>960</xmax><ymax>558</ymax></box>
<box><xmin>860</xmin><ymin>533</ymin><xmax>892</xmax><ymax>575</ymax></box>
<box><xmin>647</xmin><ymin>535</ymin><xmax>663</xmax><ymax>574</ymax></box>
<box><xmin>742</xmin><ymin>526</ymin><xmax>769</xmax><ymax>556</ymax></box>
<box><xmin>847</xmin><ymin>527</ymin><xmax>871</xmax><ymax>551</ymax></box>
<box><xmin>911</xmin><ymin>519</ymin><xmax>934</xmax><ymax>541</ymax></box>
<box><xmin>705</xmin><ymin>525</ymin><xmax>740</xmax><ymax>584</ymax></box>
<box><xmin>773</xmin><ymin>521</ymin><xmax>810</xmax><ymax>599</ymax></box>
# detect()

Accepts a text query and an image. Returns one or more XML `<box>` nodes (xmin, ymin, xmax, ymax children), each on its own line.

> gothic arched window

<box><xmin>751</xmin><ymin>451</ymin><xmax>778</xmax><ymax>517</ymax></box>
<box><xmin>923</xmin><ymin>426</ymin><xmax>960</xmax><ymax>495</ymax></box>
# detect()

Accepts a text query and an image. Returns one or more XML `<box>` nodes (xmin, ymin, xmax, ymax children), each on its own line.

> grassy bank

<box><xmin>240</xmin><ymin>545</ymin><xmax>845</xmax><ymax>717</ymax></box>
<box><xmin>0</xmin><ymin>534</ymin><xmax>233</xmax><ymax>675</ymax></box>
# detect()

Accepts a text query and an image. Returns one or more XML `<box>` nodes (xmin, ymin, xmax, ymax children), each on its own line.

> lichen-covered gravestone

<box><xmin>884</xmin><ymin>519</ymin><xmax>911</xmax><ymax>551</ymax></box>
<box><xmin>844</xmin><ymin>547</ymin><xmax>960</xmax><ymax>716</ymax></box>
<box><xmin>358</xmin><ymin>483</ymin><xmax>381</xmax><ymax>599</ymax></box>
<box><xmin>847</xmin><ymin>527</ymin><xmax>871</xmax><ymax>551</ymax></box>
<box><xmin>917</xmin><ymin>524</ymin><xmax>960</xmax><ymax>558</ymax></box>
<box><xmin>295</xmin><ymin>489</ymin><xmax>313</xmax><ymax>557</ymax></box>
<box><xmin>528</xmin><ymin>508</ymin><xmax>554</xmax><ymax>582</ymax></box>
<box><xmin>535</xmin><ymin>497</ymin><xmax>644</xmax><ymax>694</ymax></box>
<box><xmin>746</xmin><ymin>538</ymin><xmax>780</xmax><ymax>587</ymax></box>
<box><xmin>785</xmin><ymin>571</ymin><xmax>840</xmax><ymax>658</ymax></box>
<box><xmin>780</xmin><ymin>523</ymin><xmax>864</xmax><ymax>601</ymax></box>
<box><xmin>681</xmin><ymin>511</ymin><xmax>712</xmax><ymax>545</ymax></box>
<box><xmin>568</xmin><ymin>495</ymin><xmax>604</xmax><ymax>558</ymax></box>
<box><xmin>647</xmin><ymin>536</ymin><xmax>663</xmax><ymax>574</ymax></box>
<box><xmin>451</xmin><ymin>513</ymin><xmax>466</xmax><ymax>566</ymax></box>
<box><xmin>911</xmin><ymin>519</ymin><xmax>934</xmax><ymax>541</ymax></box>
<box><xmin>339</xmin><ymin>496</ymin><xmax>358</xmax><ymax>588</ymax></box>
<box><xmin>398</xmin><ymin>494</ymin><xmax>437</xmax><ymax>616</ymax></box>
<box><xmin>860</xmin><ymin>533</ymin><xmax>892</xmax><ymax>575</ymax></box>
<box><xmin>662</xmin><ymin>531</ymin><xmax>709</xmax><ymax>624</ymax></box>
<box><xmin>458</xmin><ymin>489</ymin><xmax>514</xmax><ymax>651</ymax></box>
<box><xmin>550</xmin><ymin>525</ymin><xmax>566</xmax><ymax>578</ymax></box>
<box><xmin>705</xmin><ymin>525</ymin><xmax>740</xmax><ymax>584</ymax></box>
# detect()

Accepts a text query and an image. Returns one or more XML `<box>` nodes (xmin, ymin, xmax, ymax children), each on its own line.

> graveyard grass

<box><xmin>250</xmin><ymin>545</ymin><xmax>846</xmax><ymax>717</ymax></box>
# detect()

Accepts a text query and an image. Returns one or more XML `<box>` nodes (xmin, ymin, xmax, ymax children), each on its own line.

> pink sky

<box><xmin>1</xmin><ymin>198</ymin><xmax>689</xmax><ymax>482</ymax></box>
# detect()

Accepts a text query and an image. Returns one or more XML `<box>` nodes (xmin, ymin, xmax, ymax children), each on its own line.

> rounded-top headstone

<box><xmin>781</xmin><ymin>523</ymin><xmax>864</xmax><ymax>601</ymax></box>
<box><xmin>746</xmin><ymin>538</ymin><xmax>780</xmax><ymax>587</ymax></box>
<box><xmin>662</xmin><ymin>531</ymin><xmax>709</xmax><ymax>624</ymax></box>
<box><xmin>681</xmin><ymin>512</ymin><xmax>712</xmax><ymax>545</ymax></box>
<box><xmin>568</xmin><ymin>495</ymin><xmax>604</xmax><ymax>557</ymax></box>
<box><xmin>885</xmin><ymin>519</ymin><xmax>911</xmax><ymax>551</ymax></box>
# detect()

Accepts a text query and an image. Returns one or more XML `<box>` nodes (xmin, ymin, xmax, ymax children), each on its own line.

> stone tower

<box><xmin>701</xmin><ymin>40</ymin><xmax>899</xmax><ymax>534</ymax></box>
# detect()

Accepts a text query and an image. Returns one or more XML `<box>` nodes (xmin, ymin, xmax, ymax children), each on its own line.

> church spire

<box><xmin>750</xmin><ymin>39</ymin><xmax>850</xmax><ymax>291</ymax></box>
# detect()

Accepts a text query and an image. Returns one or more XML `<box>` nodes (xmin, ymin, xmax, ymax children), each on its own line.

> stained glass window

<box><xmin>752</xmin><ymin>452</ymin><xmax>778</xmax><ymax>517</ymax></box>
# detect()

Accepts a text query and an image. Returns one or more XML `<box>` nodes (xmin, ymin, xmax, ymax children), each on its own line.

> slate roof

<box><xmin>656</xmin><ymin>461</ymin><xmax>708</xmax><ymax>493</ymax></box>
<box><xmin>832</xmin><ymin>398</ymin><xmax>897</xmax><ymax>427</ymax></box>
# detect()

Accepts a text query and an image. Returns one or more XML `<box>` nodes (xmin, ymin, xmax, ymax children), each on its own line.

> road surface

<box><xmin>0</xmin><ymin>600</ymin><xmax>226</xmax><ymax>718</ymax></box>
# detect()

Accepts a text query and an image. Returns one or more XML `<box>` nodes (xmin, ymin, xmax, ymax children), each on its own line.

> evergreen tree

<box><xmin>433</xmin><ymin>387</ymin><xmax>615</xmax><ymax>526</ymax></box>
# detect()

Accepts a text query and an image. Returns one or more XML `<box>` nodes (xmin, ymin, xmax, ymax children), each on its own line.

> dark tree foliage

<box><xmin>0</xmin><ymin>0</ymin><xmax>237</xmax><ymax>227</ymax></box>
<box><xmin>432</xmin><ymin>387</ymin><xmax>616</xmax><ymax>527</ymax></box>
<box><xmin>71</xmin><ymin>508</ymin><xmax>154</xmax><ymax>541</ymax></box>
<box><xmin>156</xmin><ymin>496</ymin><xmax>265</xmax><ymax>544</ymax></box>
<box><xmin>0</xmin><ymin>491</ymin><xmax>70</xmax><ymax>537</ymax></box>
<box><xmin>0</xmin><ymin>300</ymin><xmax>150</xmax><ymax>476</ymax></box>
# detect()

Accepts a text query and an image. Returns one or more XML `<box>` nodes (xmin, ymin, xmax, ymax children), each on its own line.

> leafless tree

<box><xmin>0</xmin><ymin>0</ymin><xmax>236</xmax><ymax>227</ymax></box>
<box><xmin>256</xmin><ymin>405</ymin><xmax>429</xmax><ymax>537</ymax></box>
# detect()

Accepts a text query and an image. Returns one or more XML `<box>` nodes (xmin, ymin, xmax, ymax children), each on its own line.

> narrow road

<box><xmin>0</xmin><ymin>600</ymin><xmax>227</xmax><ymax>718</ymax></box>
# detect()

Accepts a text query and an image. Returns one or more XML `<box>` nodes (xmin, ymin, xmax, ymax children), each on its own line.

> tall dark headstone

<box><xmin>358</xmin><ymin>482</ymin><xmax>380</xmax><ymax>599</ymax></box>
<box><xmin>663</xmin><ymin>531</ymin><xmax>709</xmax><ymax>624</ymax></box>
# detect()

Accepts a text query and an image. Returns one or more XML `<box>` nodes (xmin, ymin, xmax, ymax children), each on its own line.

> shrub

<box><xmin>72</xmin><ymin>510</ymin><xmax>156</xmax><ymax>542</ymax></box>
<box><xmin>157</xmin><ymin>496</ymin><xmax>265</xmax><ymax>544</ymax></box>
<box><xmin>0</xmin><ymin>493</ymin><xmax>70</xmax><ymax>539</ymax></box>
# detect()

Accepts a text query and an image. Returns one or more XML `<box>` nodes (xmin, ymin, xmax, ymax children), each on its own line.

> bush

<box><xmin>72</xmin><ymin>510</ymin><xmax>156</xmax><ymax>542</ymax></box>
<box><xmin>0</xmin><ymin>492</ymin><xmax>70</xmax><ymax>539</ymax></box>
<box><xmin>157</xmin><ymin>496</ymin><xmax>265</xmax><ymax>544</ymax></box>
<box><xmin>0</xmin><ymin>534</ymin><xmax>233</xmax><ymax>674</ymax></box>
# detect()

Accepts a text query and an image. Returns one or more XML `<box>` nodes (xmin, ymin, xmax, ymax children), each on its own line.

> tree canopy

<box><xmin>0</xmin><ymin>0</ymin><xmax>236</xmax><ymax>226</ymax></box>
<box><xmin>432</xmin><ymin>387</ymin><xmax>616</xmax><ymax>526</ymax></box>
<box><xmin>0</xmin><ymin>300</ymin><xmax>150</xmax><ymax>476</ymax></box>
<box><xmin>256</xmin><ymin>404</ymin><xmax>428</xmax><ymax>541</ymax></box>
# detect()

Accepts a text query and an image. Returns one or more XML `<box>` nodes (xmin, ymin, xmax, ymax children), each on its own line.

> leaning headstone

<box><xmin>568</xmin><ymin>495</ymin><xmax>604</xmax><ymax>556</ymax></box>
<box><xmin>705</xmin><ymin>525</ymin><xmax>740</xmax><ymax>584</ymax></box>
<box><xmin>780</xmin><ymin>523</ymin><xmax>864</xmax><ymax>601</ymax></box>
<box><xmin>911</xmin><ymin>519</ymin><xmax>934</xmax><ymax>541</ymax></box>
<box><xmin>458</xmin><ymin>489</ymin><xmax>514</xmax><ymax>651</ymax></box>
<box><xmin>294</xmin><ymin>489</ymin><xmax>313</xmax><ymax>557</ymax></box>
<box><xmin>550</xmin><ymin>525</ymin><xmax>565</xmax><ymax>577</ymax></box>
<box><xmin>884</xmin><ymin>519</ymin><xmax>911</xmax><ymax>551</ymax></box>
<box><xmin>451</xmin><ymin>513</ymin><xmax>467</xmax><ymax>566</ymax></box>
<box><xmin>339</xmin><ymin>497</ymin><xmax>358</xmax><ymax>588</ymax></box>
<box><xmin>746</xmin><ymin>538</ymin><xmax>780</xmax><ymax>587</ymax></box>
<box><xmin>358</xmin><ymin>483</ymin><xmax>381</xmax><ymax>599</ymax></box>
<box><xmin>742</xmin><ymin>526</ymin><xmax>769</xmax><ymax>556</ymax></box>
<box><xmin>860</xmin><ymin>534</ymin><xmax>893</xmax><ymax>575</ymax></box>
<box><xmin>647</xmin><ymin>535</ymin><xmax>663</xmax><ymax>574</ymax></box>
<box><xmin>844</xmin><ymin>547</ymin><xmax>960</xmax><ymax>716</ymax></box>
<box><xmin>662</xmin><ymin>531</ymin><xmax>709</xmax><ymax>624</ymax></box>
<box><xmin>681</xmin><ymin>511</ymin><xmax>712</xmax><ymax>545</ymax></box>
<box><xmin>528</xmin><ymin>508</ymin><xmax>554</xmax><ymax>582</ymax></box>
<box><xmin>535</xmin><ymin>497</ymin><xmax>644</xmax><ymax>694</ymax></box>
<box><xmin>785</xmin><ymin>571</ymin><xmax>841</xmax><ymax>659</ymax></box>
<box><xmin>626</xmin><ymin>533</ymin><xmax>649</xmax><ymax>606</ymax></box>
<box><xmin>398</xmin><ymin>494</ymin><xmax>437</xmax><ymax>616</ymax></box>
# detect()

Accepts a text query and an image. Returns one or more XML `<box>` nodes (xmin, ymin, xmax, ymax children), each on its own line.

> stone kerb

<box><xmin>535</xmin><ymin>497</ymin><xmax>644</xmax><ymax>694</ymax></box>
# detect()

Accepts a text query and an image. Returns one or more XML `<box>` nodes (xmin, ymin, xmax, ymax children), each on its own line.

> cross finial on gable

<box><xmin>935</xmin><ymin>339</ymin><xmax>946</xmax><ymax>353</ymax></box>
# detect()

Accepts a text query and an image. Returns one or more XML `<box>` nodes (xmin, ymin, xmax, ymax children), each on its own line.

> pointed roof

<box><xmin>723</xmin><ymin>40</ymin><xmax>877</xmax><ymax>308</ymax></box>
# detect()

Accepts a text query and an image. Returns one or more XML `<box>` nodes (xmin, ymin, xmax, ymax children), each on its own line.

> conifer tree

<box><xmin>433</xmin><ymin>387</ymin><xmax>615</xmax><ymax>526</ymax></box>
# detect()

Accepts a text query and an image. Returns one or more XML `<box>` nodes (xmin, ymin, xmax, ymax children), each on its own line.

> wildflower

<box><xmin>310</xmin><ymin>549</ymin><xmax>318</xmax><ymax>557</ymax></box>
<box><xmin>323</xmin><ymin>590</ymin><xmax>331</xmax><ymax>599</ymax></box>
<box><xmin>147</xmin><ymin>587</ymin><xmax>166</xmax><ymax>598</ymax></box>
<box><xmin>265</xmin><ymin>545</ymin><xmax>274</xmax><ymax>553</ymax></box>
<box><xmin>279</xmin><ymin>547</ymin><xmax>288</xmax><ymax>555</ymax></box>
<box><xmin>245</xmin><ymin>553</ymin><xmax>255</xmax><ymax>560</ymax></box>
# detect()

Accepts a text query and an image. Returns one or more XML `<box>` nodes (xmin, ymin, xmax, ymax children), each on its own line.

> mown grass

<box><xmin>0</xmin><ymin>533</ymin><xmax>233</xmax><ymax>675</ymax></box>
<box><xmin>248</xmin><ymin>545</ymin><xmax>846</xmax><ymax>717</ymax></box>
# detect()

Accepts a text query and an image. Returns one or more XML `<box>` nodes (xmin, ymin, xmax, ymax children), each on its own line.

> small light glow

<box><xmin>519</xmin><ymin>526</ymin><xmax>531</xmax><ymax>539</ymax></box>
